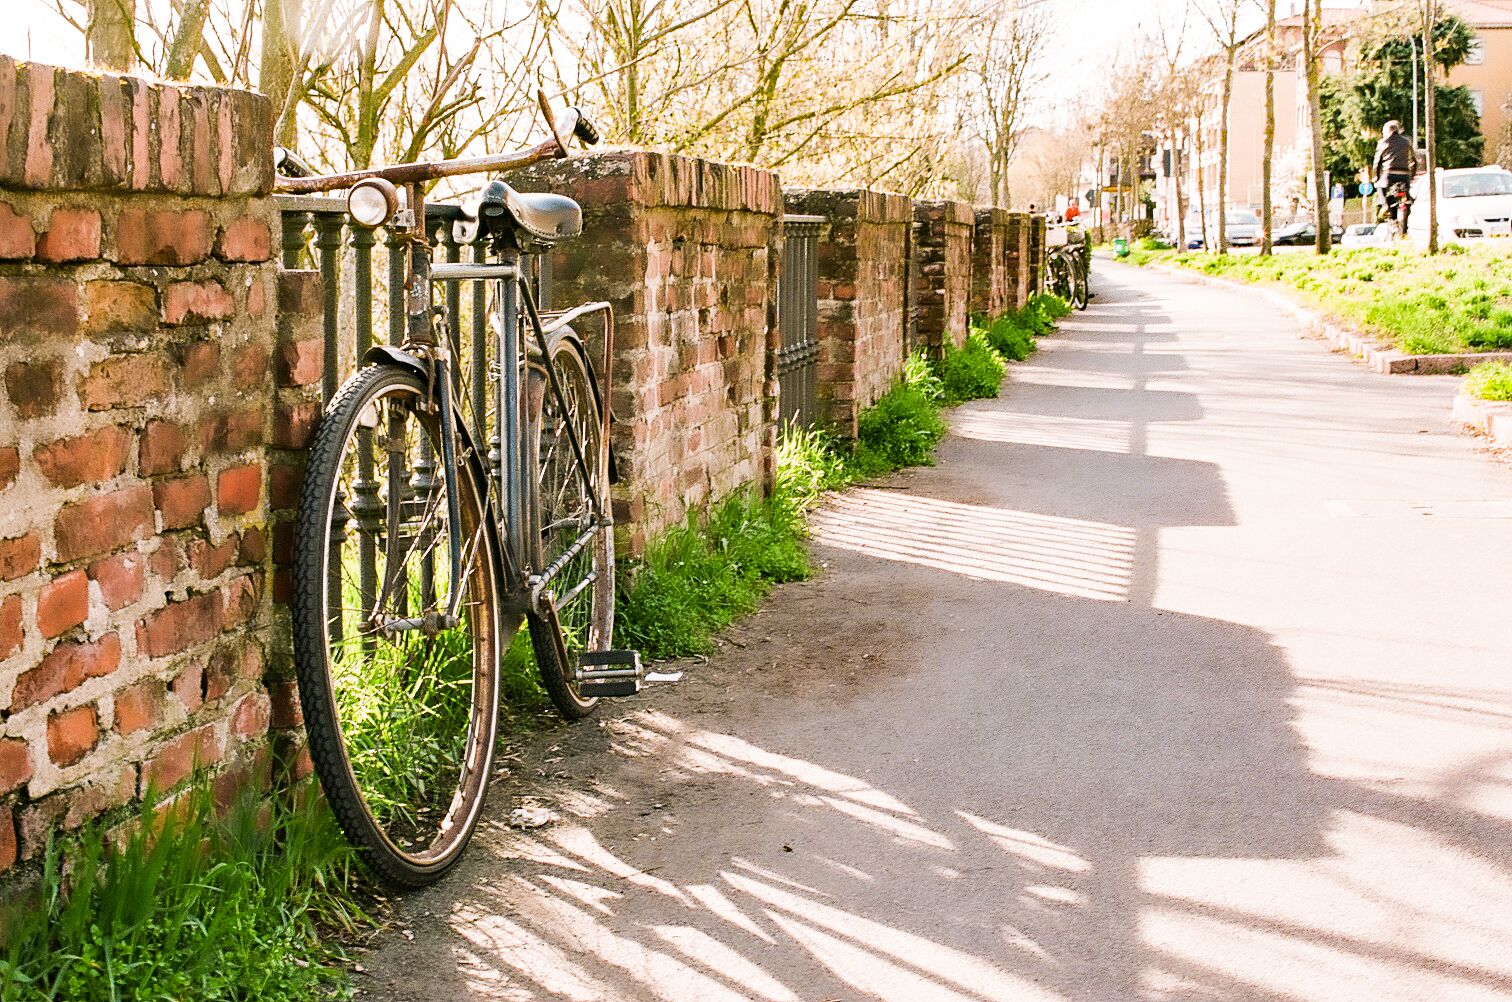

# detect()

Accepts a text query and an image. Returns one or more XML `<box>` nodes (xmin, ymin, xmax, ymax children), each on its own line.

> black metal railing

<box><xmin>776</xmin><ymin>215</ymin><xmax>823</xmax><ymax>430</ymax></box>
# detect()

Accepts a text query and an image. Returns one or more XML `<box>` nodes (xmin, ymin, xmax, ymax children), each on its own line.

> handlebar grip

<box><xmin>571</xmin><ymin>111</ymin><xmax>600</xmax><ymax>147</ymax></box>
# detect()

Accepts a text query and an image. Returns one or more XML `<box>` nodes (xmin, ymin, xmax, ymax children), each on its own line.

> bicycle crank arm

<box><xmin>378</xmin><ymin>612</ymin><xmax>460</xmax><ymax>636</ymax></box>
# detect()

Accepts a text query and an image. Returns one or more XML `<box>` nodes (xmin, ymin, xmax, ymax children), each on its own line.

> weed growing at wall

<box><xmin>0</xmin><ymin>786</ymin><xmax>365</xmax><ymax>1002</ymax></box>
<box><xmin>1139</xmin><ymin>246</ymin><xmax>1512</xmax><ymax>354</ymax></box>
<box><xmin>975</xmin><ymin>295</ymin><xmax>1068</xmax><ymax>362</ymax></box>
<box><xmin>935</xmin><ymin>331</ymin><xmax>1008</xmax><ymax>403</ymax></box>
<box><xmin>1465</xmin><ymin>360</ymin><xmax>1512</xmax><ymax>401</ymax></box>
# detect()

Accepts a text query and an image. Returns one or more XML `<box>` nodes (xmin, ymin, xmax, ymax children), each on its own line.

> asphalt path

<box><xmin>360</xmin><ymin>260</ymin><xmax>1512</xmax><ymax>1001</ymax></box>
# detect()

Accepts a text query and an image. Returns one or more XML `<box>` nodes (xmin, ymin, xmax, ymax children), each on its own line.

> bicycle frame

<box><xmin>280</xmin><ymin>160</ymin><xmax>613</xmax><ymax>635</ymax></box>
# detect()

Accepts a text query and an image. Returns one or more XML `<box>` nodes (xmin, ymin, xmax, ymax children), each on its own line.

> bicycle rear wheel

<box><xmin>1071</xmin><ymin>252</ymin><xmax>1089</xmax><ymax>311</ymax></box>
<box><xmin>528</xmin><ymin>338</ymin><xmax>614</xmax><ymax>719</ymax></box>
<box><xmin>292</xmin><ymin>364</ymin><xmax>505</xmax><ymax>887</ymax></box>
<box><xmin>1049</xmin><ymin>251</ymin><xmax>1073</xmax><ymax>303</ymax></box>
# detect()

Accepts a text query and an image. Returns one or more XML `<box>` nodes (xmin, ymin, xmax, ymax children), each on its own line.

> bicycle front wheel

<box><xmin>1071</xmin><ymin>252</ymin><xmax>1089</xmax><ymax>311</ymax></box>
<box><xmin>1049</xmin><ymin>252</ymin><xmax>1072</xmax><ymax>303</ymax></box>
<box><xmin>292</xmin><ymin>364</ymin><xmax>505</xmax><ymax>887</ymax></box>
<box><xmin>528</xmin><ymin>338</ymin><xmax>614</xmax><ymax>719</ymax></box>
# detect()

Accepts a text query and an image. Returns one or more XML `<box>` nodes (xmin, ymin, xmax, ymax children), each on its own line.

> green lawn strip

<box><xmin>1464</xmin><ymin>360</ymin><xmax>1512</xmax><ymax>401</ymax></box>
<box><xmin>1133</xmin><ymin>245</ymin><xmax>1512</xmax><ymax>355</ymax></box>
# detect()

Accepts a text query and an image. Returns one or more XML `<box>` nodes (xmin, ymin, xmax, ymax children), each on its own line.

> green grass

<box><xmin>0</xmin><ymin>785</ymin><xmax>365</xmax><ymax>1002</ymax></box>
<box><xmin>1465</xmin><ymin>360</ymin><xmax>1512</xmax><ymax>401</ymax></box>
<box><xmin>1135</xmin><ymin>244</ymin><xmax>1512</xmax><ymax>355</ymax></box>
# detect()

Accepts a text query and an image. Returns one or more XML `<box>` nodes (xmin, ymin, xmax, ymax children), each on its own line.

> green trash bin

<box><xmin>1113</xmin><ymin>238</ymin><xmax>1129</xmax><ymax>258</ymax></box>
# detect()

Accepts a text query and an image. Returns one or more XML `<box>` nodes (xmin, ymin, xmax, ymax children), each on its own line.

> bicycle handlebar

<box><xmin>274</xmin><ymin>99</ymin><xmax>601</xmax><ymax>195</ymax></box>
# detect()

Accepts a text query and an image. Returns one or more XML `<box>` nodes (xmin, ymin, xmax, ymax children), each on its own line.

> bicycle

<box><xmin>1047</xmin><ymin>238</ymin><xmax>1089</xmax><ymax>311</ymax></box>
<box><xmin>275</xmin><ymin>95</ymin><xmax>641</xmax><ymax>886</ymax></box>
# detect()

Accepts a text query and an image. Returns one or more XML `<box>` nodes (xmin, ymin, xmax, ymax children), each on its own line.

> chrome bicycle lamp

<box><xmin>348</xmin><ymin>177</ymin><xmax>400</xmax><ymax>228</ymax></box>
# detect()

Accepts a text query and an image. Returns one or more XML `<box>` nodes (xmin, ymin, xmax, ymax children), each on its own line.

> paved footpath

<box><xmin>361</xmin><ymin>261</ymin><xmax>1512</xmax><ymax>1001</ymax></box>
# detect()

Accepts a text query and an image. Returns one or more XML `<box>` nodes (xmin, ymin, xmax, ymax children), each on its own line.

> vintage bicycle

<box><xmin>1047</xmin><ymin>233</ymin><xmax>1089</xmax><ymax>311</ymax></box>
<box><xmin>276</xmin><ymin>97</ymin><xmax>641</xmax><ymax>886</ymax></box>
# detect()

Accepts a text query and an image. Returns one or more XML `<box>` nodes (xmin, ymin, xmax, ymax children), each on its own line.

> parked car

<box><xmin>1214</xmin><ymin>208</ymin><xmax>1263</xmax><ymax>246</ymax></box>
<box><xmin>1406</xmin><ymin>166</ymin><xmax>1512</xmax><ymax>244</ymax></box>
<box><xmin>1183</xmin><ymin>212</ymin><xmax>1207</xmax><ymax>249</ymax></box>
<box><xmin>1339</xmin><ymin>222</ymin><xmax>1395</xmax><ymax>247</ymax></box>
<box><xmin>1272</xmin><ymin>221</ymin><xmax>1342</xmax><ymax>245</ymax></box>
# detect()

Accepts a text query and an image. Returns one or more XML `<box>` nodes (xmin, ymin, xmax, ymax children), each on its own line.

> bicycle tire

<box><xmin>1071</xmin><ymin>252</ymin><xmax>1089</xmax><ymax>311</ymax></box>
<box><xmin>527</xmin><ymin>337</ymin><xmax>614</xmax><ymax>719</ymax></box>
<box><xmin>1049</xmin><ymin>251</ymin><xmax>1072</xmax><ymax>303</ymax></box>
<box><xmin>292</xmin><ymin>364</ymin><xmax>505</xmax><ymax>887</ymax></box>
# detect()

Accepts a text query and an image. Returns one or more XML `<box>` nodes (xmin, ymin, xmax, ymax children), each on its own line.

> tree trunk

<box><xmin>1261</xmin><ymin>0</ymin><xmax>1276</xmax><ymax>256</ymax></box>
<box><xmin>87</xmin><ymin>0</ymin><xmax>136</xmax><ymax>71</ymax></box>
<box><xmin>1424</xmin><ymin>0</ymin><xmax>1438</xmax><ymax>254</ymax></box>
<box><xmin>1218</xmin><ymin>54</ymin><xmax>1234</xmax><ymax>254</ymax></box>
<box><xmin>164</xmin><ymin>0</ymin><xmax>212</xmax><ymax>79</ymax></box>
<box><xmin>261</xmin><ymin>0</ymin><xmax>300</xmax><ymax>147</ymax></box>
<box><xmin>1304</xmin><ymin>0</ymin><xmax>1331</xmax><ymax>254</ymax></box>
<box><xmin>1172</xmin><ymin>129</ymin><xmax>1188</xmax><ymax>256</ymax></box>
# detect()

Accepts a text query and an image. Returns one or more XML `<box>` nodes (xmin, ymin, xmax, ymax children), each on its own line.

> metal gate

<box><xmin>777</xmin><ymin>215</ymin><xmax>824</xmax><ymax>429</ymax></box>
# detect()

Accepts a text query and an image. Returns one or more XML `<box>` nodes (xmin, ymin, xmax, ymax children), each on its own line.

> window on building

<box><xmin>1466</xmin><ymin>38</ymin><xmax>1484</xmax><ymax>65</ymax></box>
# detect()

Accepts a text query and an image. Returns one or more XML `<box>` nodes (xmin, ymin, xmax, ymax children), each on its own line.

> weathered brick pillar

<box><xmin>1005</xmin><ymin>213</ymin><xmax>1030</xmax><ymax>309</ymax></box>
<box><xmin>911</xmin><ymin>200</ymin><xmax>974</xmax><ymax>353</ymax></box>
<box><xmin>1028</xmin><ymin>215</ymin><xmax>1048</xmax><ymax>297</ymax></box>
<box><xmin>971</xmin><ymin>208</ymin><xmax>1012</xmax><ymax>321</ymax></box>
<box><xmin>782</xmin><ymin>189</ymin><xmax>912</xmax><ymax>439</ymax></box>
<box><xmin>507</xmin><ymin>152</ymin><xmax>782</xmax><ymax>554</ymax></box>
<box><xmin>0</xmin><ymin>58</ymin><xmax>294</xmax><ymax>872</ymax></box>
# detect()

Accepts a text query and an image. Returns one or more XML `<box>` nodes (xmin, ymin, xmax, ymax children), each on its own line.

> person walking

<box><xmin>1371</xmin><ymin>120</ymin><xmax>1418</xmax><ymax>234</ymax></box>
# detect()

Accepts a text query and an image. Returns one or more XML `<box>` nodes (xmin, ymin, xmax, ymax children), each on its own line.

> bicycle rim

<box><xmin>529</xmin><ymin>339</ymin><xmax>613</xmax><ymax>718</ymax></box>
<box><xmin>292</xmin><ymin>365</ymin><xmax>504</xmax><ymax>886</ymax></box>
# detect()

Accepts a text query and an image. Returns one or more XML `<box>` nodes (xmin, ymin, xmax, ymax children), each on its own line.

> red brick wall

<box><xmin>0</xmin><ymin>59</ymin><xmax>304</xmax><ymax>874</ymax></box>
<box><xmin>912</xmin><ymin>200</ymin><xmax>975</xmax><ymax>353</ymax></box>
<box><xmin>783</xmin><ymin>189</ymin><xmax>912</xmax><ymax>439</ymax></box>
<box><xmin>507</xmin><ymin>152</ymin><xmax>783</xmax><ymax>554</ymax></box>
<box><xmin>971</xmin><ymin>208</ymin><xmax>1012</xmax><ymax>319</ymax></box>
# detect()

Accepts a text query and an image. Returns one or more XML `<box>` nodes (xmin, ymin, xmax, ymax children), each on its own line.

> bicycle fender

<box><xmin>362</xmin><ymin>344</ymin><xmax>428</xmax><ymax>376</ymax></box>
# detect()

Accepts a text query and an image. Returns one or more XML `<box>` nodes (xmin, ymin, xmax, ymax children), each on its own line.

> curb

<box><xmin>1144</xmin><ymin>262</ymin><xmax>1512</xmax><ymax>375</ymax></box>
<box><xmin>1453</xmin><ymin>392</ymin><xmax>1512</xmax><ymax>446</ymax></box>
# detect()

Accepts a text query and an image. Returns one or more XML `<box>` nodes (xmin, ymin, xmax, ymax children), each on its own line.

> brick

<box><xmin>22</xmin><ymin>64</ymin><xmax>55</xmax><ymax>188</ymax></box>
<box><xmin>88</xmin><ymin>551</ymin><xmax>144</xmax><ymax>610</ymax></box>
<box><xmin>269</xmin><ymin>680</ymin><xmax>302</xmax><ymax>728</ymax></box>
<box><xmin>114</xmin><ymin>208</ymin><xmax>211</xmax><ymax>265</ymax></box>
<box><xmin>217</xmin><ymin>465</ymin><xmax>260</xmax><ymax>516</ymax></box>
<box><xmin>153</xmin><ymin>475</ymin><xmax>210</xmax><ymax>531</ymax></box>
<box><xmin>0</xmin><ymin>808</ymin><xmax>14</xmax><ymax>873</ymax></box>
<box><xmin>0</xmin><ymin>202</ymin><xmax>34</xmax><ymax>258</ymax></box>
<box><xmin>0</xmin><ymin>739</ymin><xmax>30</xmax><ymax>793</ymax></box>
<box><xmin>231</xmin><ymin>343</ymin><xmax>268</xmax><ymax>390</ymax></box>
<box><xmin>180</xmin><ymin>341</ymin><xmax>221</xmax><ymax>388</ymax></box>
<box><xmin>47</xmin><ymin>704</ymin><xmax>99</xmax><ymax>767</ymax></box>
<box><xmin>199</xmin><ymin>410</ymin><xmax>263</xmax><ymax>455</ymax></box>
<box><xmin>277</xmin><ymin>270</ymin><xmax>323</xmax><ymax>315</ymax></box>
<box><xmin>203</xmin><ymin>644</ymin><xmax>233</xmax><ymax>702</ymax></box>
<box><xmin>0</xmin><ymin>595</ymin><xmax>20</xmax><ymax>659</ymax></box>
<box><xmin>35</xmin><ymin>208</ymin><xmax>101</xmax><ymax>263</ymax></box>
<box><xmin>0</xmin><ymin>533</ymin><xmax>39</xmax><ymax>581</ymax></box>
<box><xmin>11</xmin><ymin>633</ymin><xmax>121</xmax><ymax>711</ymax></box>
<box><xmin>148</xmin><ymin>537</ymin><xmax>178</xmax><ymax>580</ymax></box>
<box><xmin>114</xmin><ymin>677</ymin><xmax>165</xmax><ymax>734</ymax></box>
<box><xmin>164</xmin><ymin>280</ymin><xmax>235</xmax><ymax>327</ymax></box>
<box><xmin>5</xmin><ymin>357</ymin><xmax>63</xmax><ymax>419</ymax></box>
<box><xmin>171</xmin><ymin>658</ymin><xmax>204</xmax><ymax>712</ymax></box>
<box><xmin>37</xmin><ymin>569</ymin><xmax>88</xmax><ymax>639</ymax></box>
<box><xmin>188</xmin><ymin>536</ymin><xmax>238</xmax><ymax>580</ymax></box>
<box><xmin>33</xmin><ymin>425</ymin><xmax>132</xmax><ymax>488</ymax></box>
<box><xmin>137</xmin><ymin>591</ymin><xmax>221</xmax><ymax>658</ymax></box>
<box><xmin>246</xmin><ymin>276</ymin><xmax>266</xmax><ymax>318</ymax></box>
<box><xmin>221</xmin><ymin>573</ymin><xmax>259</xmax><ymax>629</ymax></box>
<box><xmin>0</xmin><ymin>448</ymin><xmax>14</xmax><ymax>491</ymax></box>
<box><xmin>272</xmin><ymin>522</ymin><xmax>294</xmax><ymax>565</ymax></box>
<box><xmin>83</xmin><ymin>280</ymin><xmax>157</xmax><ymax>335</ymax></box>
<box><xmin>237</xmin><ymin>527</ymin><xmax>266</xmax><ymax>565</ymax></box>
<box><xmin>272</xmin><ymin>400</ymin><xmax>320</xmax><ymax>449</ymax></box>
<box><xmin>216</xmin><ymin>217</ymin><xmax>272</xmax><ymax>262</ymax></box>
<box><xmin>100</xmin><ymin>75</ymin><xmax>128</xmax><ymax>184</ymax></box>
<box><xmin>140</xmin><ymin>723</ymin><xmax>222</xmax><ymax>795</ymax></box>
<box><xmin>0</xmin><ymin>277</ymin><xmax>77</xmax><ymax>341</ymax></box>
<box><xmin>230</xmin><ymin>692</ymin><xmax>270</xmax><ymax>737</ymax></box>
<box><xmin>277</xmin><ymin>339</ymin><xmax>322</xmax><ymax>386</ymax></box>
<box><xmin>79</xmin><ymin>354</ymin><xmax>170</xmax><ymax>411</ymax></box>
<box><xmin>55</xmin><ymin>486</ymin><xmax>154</xmax><ymax>562</ymax></box>
<box><xmin>268</xmin><ymin>464</ymin><xmax>302</xmax><ymax>510</ymax></box>
<box><xmin>139</xmin><ymin>420</ymin><xmax>189</xmax><ymax>476</ymax></box>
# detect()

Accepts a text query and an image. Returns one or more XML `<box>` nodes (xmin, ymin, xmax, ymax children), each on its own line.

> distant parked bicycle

<box><xmin>275</xmin><ymin>95</ymin><xmax>641</xmax><ymax>886</ymax></box>
<box><xmin>1047</xmin><ymin>237</ymin><xmax>1089</xmax><ymax>311</ymax></box>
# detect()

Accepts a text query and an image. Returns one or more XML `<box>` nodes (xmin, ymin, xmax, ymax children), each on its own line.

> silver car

<box><xmin>1408</xmin><ymin>167</ymin><xmax>1512</xmax><ymax>243</ymax></box>
<box><xmin>1211</xmin><ymin>208</ymin><xmax>1262</xmax><ymax>246</ymax></box>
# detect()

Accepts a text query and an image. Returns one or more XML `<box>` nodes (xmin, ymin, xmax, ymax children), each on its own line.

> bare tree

<box><xmin>1423</xmin><ymin>0</ymin><xmax>1438</xmax><ymax>254</ymax></box>
<box><xmin>1260</xmin><ymin>0</ymin><xmax>1276</xmax><ymax>255</ymax></box>
<box><xmin>1302</xmin><ymin>0</ymin><xmax>1330</xmax><ymax>253</ymax></box>
<box><xmin>975</xmin><ymin>0</ymin><xmax>1055</xmax><ymax>207</ymax></box>
<box><xmin>86</xmin><ymin>0</ymin><xmax>137</xmax><ymax>70</ymax></box>
<box><xmin>1197</xmin><ymin>0</ymin><xmax>1247</xmax><ymax>255</ymax></box>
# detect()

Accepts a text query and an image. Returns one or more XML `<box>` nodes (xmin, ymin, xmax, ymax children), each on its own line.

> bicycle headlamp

<box><xmin>348</xmin><ymin>178</ymin><xmax>400</xmax><ymax>228</ymax></box>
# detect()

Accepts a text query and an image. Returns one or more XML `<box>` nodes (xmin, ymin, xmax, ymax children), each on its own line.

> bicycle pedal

<box><xmin>576</xmin><ymin>650</ymin><xmax>643</xmax><ymax>697</ymax></box>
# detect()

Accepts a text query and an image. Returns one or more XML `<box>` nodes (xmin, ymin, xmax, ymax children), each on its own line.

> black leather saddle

<box><xmin>454</xmin><ymin>179</ymin><xmax>582</xmax><ymax>247</ymax></box>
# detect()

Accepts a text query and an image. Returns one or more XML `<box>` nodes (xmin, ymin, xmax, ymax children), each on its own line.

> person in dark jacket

<box><xmin>1371</xmin><ymin>121</ymin><xmax>1418</xmax><ymax>232</ymax></box>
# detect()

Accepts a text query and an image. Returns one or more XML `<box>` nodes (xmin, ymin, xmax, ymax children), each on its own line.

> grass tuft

<box><xmin>1465</xmin><ymin>360</ymin><xmax>1512</xmax><ymax>401</ymax></box>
